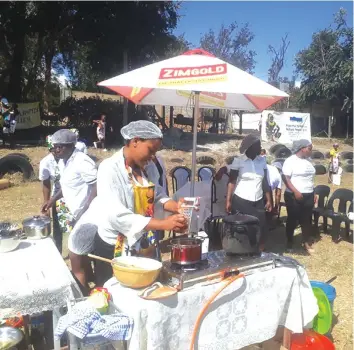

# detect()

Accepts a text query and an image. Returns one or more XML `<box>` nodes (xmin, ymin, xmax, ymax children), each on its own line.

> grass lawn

<box><xmin>0</xmin><ymin>136</ymin><xmax>352</xmax><ymax>349</ymax></box>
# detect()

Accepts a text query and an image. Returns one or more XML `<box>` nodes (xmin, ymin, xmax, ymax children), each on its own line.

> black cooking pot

<box><xmin>220</xmin><ymin>214</ymin><xmax>260</xmax><ymax>255</ymax></box>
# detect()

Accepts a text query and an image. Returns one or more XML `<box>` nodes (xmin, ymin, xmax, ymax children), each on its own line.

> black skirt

<box><xmin>93</xmin><ymin>234</ymin><xmax>115</xmax><ymax>287</ymax></box>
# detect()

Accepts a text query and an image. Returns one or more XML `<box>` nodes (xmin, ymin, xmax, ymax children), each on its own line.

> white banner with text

<box><xmin>261</xmin><ymin>110</ymin><xmax>311</xmax><ymax>144</ymax></box>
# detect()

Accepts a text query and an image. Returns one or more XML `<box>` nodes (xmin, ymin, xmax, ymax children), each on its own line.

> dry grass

<box><xmin>0</xmin><ymin>136</ymin><xmax>353</xmax><ymax>348</ymax></box>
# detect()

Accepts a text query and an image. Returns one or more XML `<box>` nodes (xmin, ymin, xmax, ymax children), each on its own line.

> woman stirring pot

<box><xmin>94</xmin><ymin>121</ymin><xmax>189</xmax><ymax>286</ymax></box>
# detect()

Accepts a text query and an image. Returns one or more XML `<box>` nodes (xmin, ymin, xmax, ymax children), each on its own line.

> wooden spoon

<box><xmin>88</xmin><ymin>254</ymin><xmax>146</xmax><ymax>271</ymax></box>
<box><xmin>139</xmin><ymin>282</ymin><xmax>177</xmax><ymax>300</ymax></box>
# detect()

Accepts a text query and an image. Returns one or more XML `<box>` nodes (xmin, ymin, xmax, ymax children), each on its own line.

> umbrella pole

<box><xmin>190</xmin><ymin>91</ymin><xmax>200</xmax><ymax>196</ymax></box>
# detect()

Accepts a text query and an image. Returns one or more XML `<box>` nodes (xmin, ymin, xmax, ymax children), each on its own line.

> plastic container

<box><xmin>291</xmin><ymin>330</ymin><xmax>335</xmax><ymax>350</ymax></box>
<box><xmin>310</xmin><ymin>281</ymin><xmax>336</xmax><ymax>312</ymax></box>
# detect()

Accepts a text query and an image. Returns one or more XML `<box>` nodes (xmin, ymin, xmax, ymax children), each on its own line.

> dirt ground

<box><xmin>0</xmin><ymin>135</ymin><xmax>353</xmax><ymax>349</ymax></box>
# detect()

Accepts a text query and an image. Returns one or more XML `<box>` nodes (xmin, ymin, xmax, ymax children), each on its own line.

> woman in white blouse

<box><xmin>226</xmin><ymin>135</ymin><xmax>272</xmax><ymax>249</ymax></box>
<box><xmin>282</xmin><ymin>139</ymin><xmax>316</xmax><ymax>254</ymax></box>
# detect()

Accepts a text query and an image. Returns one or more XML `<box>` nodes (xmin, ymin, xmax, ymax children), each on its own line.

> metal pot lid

<box><xmin>22</xmin><ymin>215</ymin><xmax>51</xmax><ymax>228</ymax></box>
<box><xmin>223</xmin><ymin>214</ymin><xmax>260</xmax><ymax>225</ymax></box>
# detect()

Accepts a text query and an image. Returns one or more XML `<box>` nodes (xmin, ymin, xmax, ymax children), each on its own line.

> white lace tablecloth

<box><xmin>0</xmin><ymin>238</ymin><xmax>75</xmax><ymax>318</ymax></box>
<box><xmin>105</xmin><ymin>265</ymin><xmax>318</xmax><ymax>350</ymax></box>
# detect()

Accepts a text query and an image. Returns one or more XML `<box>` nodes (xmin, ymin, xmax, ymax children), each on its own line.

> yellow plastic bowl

<box><xmin>111</xmin><ymin>256</ymin><xmax>162</xmax><ymax>289</ymax></box>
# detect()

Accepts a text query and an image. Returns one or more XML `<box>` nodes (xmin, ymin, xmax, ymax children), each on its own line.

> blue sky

<box><xmin>173</xmin><ymin>1</ymin><xmax>353</xmax><ymax>80</ymax></box>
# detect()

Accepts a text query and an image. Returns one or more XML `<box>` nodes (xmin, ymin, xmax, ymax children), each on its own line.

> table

<box><xmin>172</xmin><ymin>181</ymin><xmax>212</xmax><ymax>232</ymax></box>
<box><xmin>105</xmin><ymin>265</ymin><xmax>318</xmax><ymax>350</ymax></box>
<box><xmin>0</xmin><ymin>238</ymin><xmax>82</xmax><ymax>349</ymax></box>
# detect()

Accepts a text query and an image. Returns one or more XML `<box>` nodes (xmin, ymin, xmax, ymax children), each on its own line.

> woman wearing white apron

<box><xmin>93</xmin><ymin>121</ymin><xmax>188</xmax><ymax>286</ymax></box>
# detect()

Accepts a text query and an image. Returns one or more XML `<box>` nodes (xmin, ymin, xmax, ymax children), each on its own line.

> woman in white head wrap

<box><xmin>93</xmin><ymin>120</ymin><xmax>188</xmax><ymax>286</ymax></box>
<box><xmin>282</xmin><ymin>139</ymin><xmax>316</xmax><ymax>254</ymax></box>
<box><xmin>41</xmin><ymin>129</ymin><xmax>97</xmax><ymax>295</ymax></box>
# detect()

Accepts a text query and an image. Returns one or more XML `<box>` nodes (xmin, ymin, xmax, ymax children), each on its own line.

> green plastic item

<box><xmin>312</xmin><ymin>287</ymin><xmax>333</xmax><ymax>335</ymax></box>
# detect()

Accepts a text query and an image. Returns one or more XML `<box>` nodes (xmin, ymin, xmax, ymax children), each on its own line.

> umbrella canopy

<box><xmin>98</xmin><ymin>49</ymin><xmax>288</xmax><ymax>111</ymax></box>
<box><xmin>98</xmin><ymin>48</ymin><xmax>288</xmax><ymax>200</ymax></box>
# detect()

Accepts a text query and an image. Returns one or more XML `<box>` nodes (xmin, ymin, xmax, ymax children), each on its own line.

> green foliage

<box><xmin>0</xmin><ymin>1</ymin><xmax>182</xmax><ymax>105</ymax></box>
<box><xmin>199</xmin><ymin>21</ymin><xmax>256</xmax><ymax>73</ymax></box>
<box><xmin>295</xmin><ymin>8</ymin><xmax>353</xmax><ymax>113</ymax></box>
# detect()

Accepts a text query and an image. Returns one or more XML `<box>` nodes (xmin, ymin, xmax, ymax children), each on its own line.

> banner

<box><xmin>16</xmin><ymin>102</ymin><xmax>41</xmax><ymax>129</ymax></box>
<box><xmin>231</xmin><ymin>113</ymin><xmax>261</xmax><ymax>131</ymax></box>
<box><xmin>261</xmin><ymin>110</ymin><xmax>311</xmax><ymax>144</ymax></box>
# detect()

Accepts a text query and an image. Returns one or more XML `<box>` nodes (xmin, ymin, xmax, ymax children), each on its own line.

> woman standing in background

<box><xmin>39</xmin><ymin>135</ymin><xmax>63</xmax><ymax>252</ymax></box>
<box><xmin>282</xmin><ymin>139</ymin><xmax>316</xmax><ymax>254</ymax></box>
<box><xmin>226</xmin><ymin>135</ymin><xmax>272</xmax><ymax>250</ymax></box>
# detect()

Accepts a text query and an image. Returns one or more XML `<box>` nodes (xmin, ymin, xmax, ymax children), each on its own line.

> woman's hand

<box><xmin>163</xmin><ymin>214</ymin><xmax>187</xmax><ymax>232</ymax></box>
<box><xmin>264</xmin><ymin>201</ymin><xmax>272</xmax><ymax>212</ymax></box>
<box><xmin>225</xmin><ymin>200</ymin><xmax>232</xmax><ymax>214</ymax></box>
<box><xmin>294</xmin><ymin>191</ymin><xmax>303</xmax><ymax>201</ymax></box>
<box><xmin>41</xmin><ymin>199</ymin><xmax>54</xmax><ymax>215</ymax></box>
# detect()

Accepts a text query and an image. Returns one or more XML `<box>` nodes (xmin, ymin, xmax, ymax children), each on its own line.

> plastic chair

<box><xmin>169</xmin><ymin>166</ymin><xmax>191</xmax><ymax>193</ymax></box>
<box><xmin>322</xmin><ymin>188</ymin><xmax>354</xmax><ymax>240</ymax></box>
<box><xmin>312</xmin><ymin>185</ymin><xmax>331</xmax><ymax>229</ymax></box>
<box><xmin>197</xmin><ymin>166</ymin><xmax>216</xmax><ymax>182</ymax></box>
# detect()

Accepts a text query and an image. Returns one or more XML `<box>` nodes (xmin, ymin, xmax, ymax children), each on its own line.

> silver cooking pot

<box><xmin>0</xmin><ymin>223</ymin><xmax>24</xmax><ymax>253</ymax></box>
<box><xmin>22</xmin><ymin>215</ymin><xmax>51</xmax><ymax>239</ymax></box>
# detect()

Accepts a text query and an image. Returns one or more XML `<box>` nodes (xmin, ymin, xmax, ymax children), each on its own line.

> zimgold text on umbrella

<box><xmin>159</xmin><ymin>64</ymin><xmax>227</xmax><ymax>79</ymax></box>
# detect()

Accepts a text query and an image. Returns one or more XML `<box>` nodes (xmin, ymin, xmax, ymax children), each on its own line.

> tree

<box><xmin>268</xmin><ymin>34</ymin><xmax>290</xmax><ymax>83</ymax></box>
<box><xmin>199</xmin><ymin>22</ymin><xmax>256</xmax><ymax>73</ymax></box>
<box><xmin>295</xmin><ymin>8</ymin><xmax>353</xmax><ymax>114</ymax></box>
<box><xmin>0</xmin><ymin>1</ymin><xmax>181</xmax><ymax>105</ymax></box>
<box><xmin>163</xmin><ymin>34</ymin><xmax>191</xmax><ymax>59</ymax></box>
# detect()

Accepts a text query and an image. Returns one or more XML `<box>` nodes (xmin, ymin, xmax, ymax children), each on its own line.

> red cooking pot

<box><xmin>291</xmin><ymin>330</ymin><xmax>335</xmax><ymax>350</ymax></box>
<box><xmin>170</xmin><ymin>238</ymin><xmax>203</xmax><ymax>265</ymax></box>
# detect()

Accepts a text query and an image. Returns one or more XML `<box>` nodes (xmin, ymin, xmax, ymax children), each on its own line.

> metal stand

<box><xmin>313</xmin><ymin>129</ymin><xmax>329</xmax><ymax>138</ymax></box>
<box><xmin>190</xmin><ymin>91</ymin><xmax>200</xmax><ymax>196</ymax></box>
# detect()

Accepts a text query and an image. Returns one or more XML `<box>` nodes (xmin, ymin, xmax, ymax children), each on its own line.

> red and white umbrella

<box><xmin>98</xmin><ymin>49</ymin><xmax>288</xmax><ymax>195</ymax></box>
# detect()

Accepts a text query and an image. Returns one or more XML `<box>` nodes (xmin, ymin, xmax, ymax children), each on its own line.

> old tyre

<box><xmin>344</xmin><ymin>164</ymin><xmax>354</xmax><ymax>173</ymax></box>
<box><xmin>314</xmin><ymin>164</ymin><xmax>327</xmax><ymax>175</ymax></box>
<box><xmin>269</xmin><ymin>144</ymin><xmax>286</xmax><ymax>155</ymax></box>
<box><xmin>311</xmin><ymin>150</ymin><xmax>325</xmax><ymax>160</ymax></box>
<box><xmin>340</xmin><ymin>151</ymin><xmax>354</xmax><ymax>160</ymax></box>
<box><xmin>196</xmin><ymin>156</ymin><xmax>216</xmax><ymax>165</ymax></box>
<box><xmin>4</xmin><ymin>153</ymin><xmax>30</xmax><ymax>161</ymax></box>
<box><xmin>273</xmin><ymin>147</ymin><xmax>292</xmax><ymax>158</ymax></box>
<box><xmin>0</xmin><ymin>155</ymin><xmax>34</xmax><ymax>180</ymax></box>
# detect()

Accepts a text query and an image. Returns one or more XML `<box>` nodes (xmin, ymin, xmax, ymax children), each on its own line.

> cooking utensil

<box><xmin>139</xmin><ymin>282</ymin><xmax>177</xmax><ymax>300</ymax></box>
<box><xmin>0</xmin><ymin>223</ymin><xmax>24</xmax><ymax>253</ymax></box>
<box><xmin>22</xmin><ymin>215</ymin><xmax>51</xmax><ymax>239</ymax></box>
<box><xmin>170</xmin><ymin>237</ymin><xmax>203</xmax><ymax>265</ymax></box>
<box><xmin>290</xmin><ymin>330</ymin><xmax>335</xmax><ymax>350</ymax></box>
<box><xmin>180</xmin><ymin>197</ymin><xmax>199</xmax><ymax>236</ymax></box>
<box><xmin>220</xmin><ymin>214</ymin><xmax>261</xmax><ymax>255</ymax></box>
<box><xmin>88</xmin><ymin>254</ymin><xmax>162</xmax><ymax>289</ymax></box>
<box><xmin>0</xmin><ymin>327</ymin><xmax>24</xmax><ymax>350</ymax></box>
<box><xmin>88</xmin><ymin>254</ymin><xmax>146</xmax><ymax>270</ymax></box>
